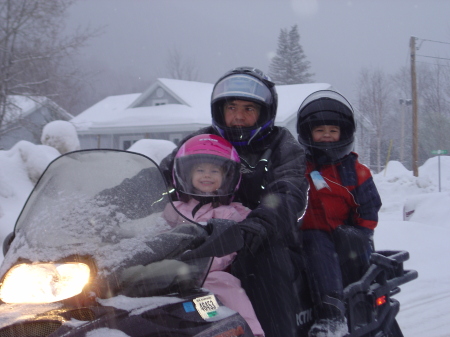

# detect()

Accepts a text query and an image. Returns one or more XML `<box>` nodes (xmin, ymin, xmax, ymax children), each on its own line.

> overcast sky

<box><xmin>66</xmin><ymin>0</ymin><xmax>450</xmax><ymax>104</ymax></box>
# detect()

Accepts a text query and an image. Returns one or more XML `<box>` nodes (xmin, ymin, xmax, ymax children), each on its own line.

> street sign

<box><xmin>431</xmin><ymin>150</ymin><xmax>447</xmax><ymax>192</ymax></box>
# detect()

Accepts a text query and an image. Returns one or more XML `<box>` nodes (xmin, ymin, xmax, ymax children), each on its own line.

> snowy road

<box><xmin>375</xmin><ymin>219</ymin><xmax>450</xmax><ymax>337</ymax></box>
<box><xmin>373</xmin><ymin>159</ymin><xmax>450</xmax><ymax>337</ymax></box>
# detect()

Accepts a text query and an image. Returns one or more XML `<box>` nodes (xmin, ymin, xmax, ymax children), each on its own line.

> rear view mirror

<box><xmin>3</xmin><ymin>232</ymin><xmax>15</xmax><ymax>256</ymax></box>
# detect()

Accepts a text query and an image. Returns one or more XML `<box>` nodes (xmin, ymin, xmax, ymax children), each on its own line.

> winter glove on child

<box><xmin>238</xmin><ymin>219</ymin><xmax>268</xmax><ymax>255</ymax></box>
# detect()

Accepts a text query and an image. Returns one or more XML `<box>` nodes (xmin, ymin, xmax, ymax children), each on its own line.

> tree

<box><xmin>390</xmin><ymin>61</ymin><xmax>450</xmax><ymax>169</ymax></box>
<box><xmin>416</xmin><ymin>61</ymin><xmax>450</xmax><ymax>162</ymax></box>
<box><xmin>0</xmin><ymin>0</ymin><xmax>97</xmax><ymax>133</ymax></box>
<box><xmin>357</xmin><ymin>67</ymin><xmax>393</xmax><ymax>173</ymax></box>
<box><xmin>164</xmin><ymin>47</ymin><xmax>198</xmax><ymax>81</ymax></box>
<box><xmin>391</xmin><ymin>66</ymin><xmax>413</xmax><ymax>169</ymax></box>
<box><xmin>269</xmin><ymin>25</ymin><xmax>314</xmax><ymax>84</ymax></box>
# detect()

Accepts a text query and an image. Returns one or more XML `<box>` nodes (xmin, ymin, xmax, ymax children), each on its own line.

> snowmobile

<box><xmin>0</xmin><ymin>149</ymin><xmax>253</xmax><ymax>337</ymax></box>
<box><xmin>0</xmin><ymin>149</ymin><xmax>418</xmax><ymax>337</ymax></box>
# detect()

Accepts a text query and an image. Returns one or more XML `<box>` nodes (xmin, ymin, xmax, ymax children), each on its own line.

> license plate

<box><xmin>193</xmin><ymin>294</ymin><xmax>219</xmax><ymax>319</ymax></box>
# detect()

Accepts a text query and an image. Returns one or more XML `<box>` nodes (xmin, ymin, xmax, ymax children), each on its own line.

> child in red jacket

<box><xmin>296</xmin><ymin>90</ymin><xmax>382</xmax><ymax>337</ymax></box>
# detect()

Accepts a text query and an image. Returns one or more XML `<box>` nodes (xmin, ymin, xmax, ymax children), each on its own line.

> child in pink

<box><xmin>163</xmin><ymin>134</ymin><xmax>264</xmax><ymax>337</ymax></box>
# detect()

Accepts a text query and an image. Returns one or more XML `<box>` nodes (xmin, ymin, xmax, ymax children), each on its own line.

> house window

<box><xmin>152</xmin><ymin>99</ymin><xmax>168</xmax><ymax>106</ymax></box>
<box><xmin>156</xmin><ymin>88</ymin><xmax>164</xmax><ymax>98</ymax></box>
<box><xmin>122</xmin><ymin>139</ymin><xmax>139</xmax><ymax>150</ymax></box>
<box><xmin>120</xmin><ymin>135</ymin><xmax>142</xmax><ymax>150</ymax></box>
<box><xmin>169</xmin><ymin>133</ymin><xmax>183</xmax><ymax>145</ymax></box>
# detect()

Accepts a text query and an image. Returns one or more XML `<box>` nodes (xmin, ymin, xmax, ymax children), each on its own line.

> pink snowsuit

<box><xmin>163</xmin><ymin>198</ymin><xmax>264</xmax><ymax>336</ymax></box>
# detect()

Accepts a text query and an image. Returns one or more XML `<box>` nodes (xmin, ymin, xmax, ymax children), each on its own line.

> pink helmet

<box><xmin>173</xmin><ymin>134</ymin><xmax>241</xmax><ymax>204</ymax></box>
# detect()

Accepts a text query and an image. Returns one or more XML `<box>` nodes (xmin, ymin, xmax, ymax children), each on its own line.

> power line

<box><xmin>419</xmin><ymin>38</ymin><xmax>450</xmax><ymax>47</ymax></box>
<box><xmin>416</xmin><ymin>54</ymin><xmax>450</xmax><ymax>61</ymax></box>
<box><xmin>414</xmin><ymin>37</ymin><xmax>450</xmax><ymax>62</ymax></box>
<box><xmin>416</xmin><ymin>60</ymin><xmax>450</xmax><ymax>68</ymax></box>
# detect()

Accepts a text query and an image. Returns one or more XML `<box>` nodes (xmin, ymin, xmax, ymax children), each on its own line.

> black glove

<box><xmin>239</xmin><ymin>219</ymin><xmax>268</xmax><ymax>255</ymax></box>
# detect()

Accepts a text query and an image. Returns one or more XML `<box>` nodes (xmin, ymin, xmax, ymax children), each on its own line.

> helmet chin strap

<box><xmin>309</xmin><ymin>152</ymin><xmax>327</xmax><ymax>171</ymax></box>
<box><xmin>212</xmin><ymin>120</ymin><xmax>274</xmax><ymax>146</ymax></box>
<box><xmin>212</xmin><ymin>123</ymin><xmax>225</xmax><ymax>138</ymax></box>
<box><xmin>309</xmin><ymin>148</ymin><xmax>340</xmax><ymax>169</ymax></box>
<box><xmin>247</xmin><ymin>126</ymin><xmax>262</xmax><ymax>145</ymax></box>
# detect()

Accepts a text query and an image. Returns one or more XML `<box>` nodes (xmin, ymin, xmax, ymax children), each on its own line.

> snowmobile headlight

<box><xmin>0</xmin><ymin>262</ymin><xmax>90</xmax><ymax>304</ymax></box>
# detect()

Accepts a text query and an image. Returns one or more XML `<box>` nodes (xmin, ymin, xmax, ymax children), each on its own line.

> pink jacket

<box><xmin>162</xmin><ymin>199</ymin><xmax>264</xmax><ymax>336</ymax></box>
<box><xmin>164</xmin><ymin>198</ymin><xmax>251</xmax><ymax>225</ymax></box>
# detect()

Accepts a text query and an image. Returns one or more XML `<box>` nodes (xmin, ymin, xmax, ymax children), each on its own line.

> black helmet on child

<box><xmin>297</xmin><ymin>90</ymin><xmax>356</xmax><ymax>163</ymax></box>
<box><xmin>211</xmin><ymin>66</ymin><xmax>278</xmax><ymax>146</ymax></box>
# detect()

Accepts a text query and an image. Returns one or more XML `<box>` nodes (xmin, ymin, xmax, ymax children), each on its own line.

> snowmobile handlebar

<box><xmin>344</xmin><ymin>250</ymin><xmax>418</xmax><ymax>299</ymax></box>
<box><xmin>180</xmin><ymin>218</ymin><xmax>244</xmax><ymax>261</ymax></box>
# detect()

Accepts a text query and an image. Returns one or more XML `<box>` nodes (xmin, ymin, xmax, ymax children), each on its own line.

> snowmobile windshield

<box><xmin>0</xmin><ymin>150</ymin><xmax>213</xmax><ymax>299</ymax></box>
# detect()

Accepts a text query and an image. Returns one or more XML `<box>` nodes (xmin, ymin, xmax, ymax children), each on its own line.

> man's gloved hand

<box><xmin>239</xmin><ymin>219</ymin><xmax>268</xmax><ymax>255</ymax></box>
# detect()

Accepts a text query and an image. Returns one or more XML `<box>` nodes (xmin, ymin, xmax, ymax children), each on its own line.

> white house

<box><xmin>0</xmin><ymin>96</ymin><xmax>73</xmax><ymax>150</ymax></box>
<box><xmin>72</xmin><ymin>78</ymin><xmax>333</xmax><ymax>148</ymax></box>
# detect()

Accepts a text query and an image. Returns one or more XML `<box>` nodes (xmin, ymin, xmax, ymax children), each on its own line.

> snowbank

<box><xmin>0</xmin><ymin>141</ymin><xmax>60</xmax><ymax>243</ymax></box>
<box><xmin>41</xmin><ymin>120</ymin><xmax>80</xmax><ymax>154</ymax></box>
<box><xmin>0</xmin><ymin>138</ymin><xmax>176</xmax><ymax>246</ymax></box>
<box><xmin>374</xmin><ymin>157</ymin><xmax>450</xmax><ymax>219</ymax></box>
<box><xmin>128</xmin><ymin>139</ymin><xmax>176</xmax><ymax>164</ymax></box>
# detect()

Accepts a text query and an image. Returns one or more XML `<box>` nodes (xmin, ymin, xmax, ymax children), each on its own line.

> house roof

<box><xmin>72</xmin><ymin>78</ymin><xmax>332</xmax><ymax>134</ymax></box>
<box><xmin>7</xmin><ymin>96</ymin><xmax>42</xmax><ymax>117</ymax></box>
<box><xmin>130</xmin><ymin>78</ymin><xmax>213</xmax><ymax>109</ymax></box>
<box><xmin>276</xmin><ymin>82</ymin><xmax>332</xmax><ymax>123</ymax></box>
<box><xmin>71</xmin><ymin>93</ymin><xmax>141</xmax><ymax>131</ymax></box>
<box><xmin>3</xmin><ymin>96</ymin><xmax>73</xmax><ymax>125</ymax></box>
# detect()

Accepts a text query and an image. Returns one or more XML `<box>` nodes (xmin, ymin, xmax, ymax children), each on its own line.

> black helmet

<box><xmin>297</xmin><ymin>90</ymin><xmax>356</xmax><ymax>163</ymax></box>
<box><xmin>211</xmin><ymin>67</ymin><xmax>278</xmax><ymax>146</ymax></box>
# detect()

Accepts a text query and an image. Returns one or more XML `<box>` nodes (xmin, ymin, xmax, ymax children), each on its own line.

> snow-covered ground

<box><xmin>373</xmin><ymin>158</ymin><xmax>450</xmax><ymax>337</ymax></box>
<box><xmin>0</xmin><ymin>126</ymin><xmax>448</xmax><ymax>335</ymax></box>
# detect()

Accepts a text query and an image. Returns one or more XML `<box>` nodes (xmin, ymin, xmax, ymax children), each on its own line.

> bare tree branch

<box><xmin>0</xmin><ymin>0</ymin><xmax>101</xmax><ymax>135</ymax></box>
<box><xmin>357</xmin><ymin>67</ymin><xmax>393</xmax><ymax>172</ymax></box>
<box><xmin>164</xmin><ymin>47</ymin><xmax>198</xmax><ymax>81</ymax></box>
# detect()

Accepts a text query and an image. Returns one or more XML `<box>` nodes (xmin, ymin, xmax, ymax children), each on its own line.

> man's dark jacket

<box><xmin>160</xmin><ymin>126</ymin><xmax>308</xmax><ymax>337</ymax></box>
<box><xmin>159</xmin><ymin>126</ymin><xmax>308</xmax><ymax>249</ymax></box>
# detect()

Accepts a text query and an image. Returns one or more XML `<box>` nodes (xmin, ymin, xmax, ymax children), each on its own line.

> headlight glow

<box><xmin>0</xmin><ymin>262</ymin><xmax>90</xmax><ymax>303</ymax></box>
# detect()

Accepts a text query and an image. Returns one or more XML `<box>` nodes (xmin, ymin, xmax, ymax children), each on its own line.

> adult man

<box><xmin>160</xmin><ymin>67</ymin><xmax>308</xmax><ymax>337</ymax></box>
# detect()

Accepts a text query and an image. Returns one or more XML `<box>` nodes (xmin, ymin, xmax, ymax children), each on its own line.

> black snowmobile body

<box><xmin>293</xmin><ymin>247</ymin><xmax>417</xmax><ymax>337</ymax></box>
<box><xmin>0</xmin><ymin>149</ymin><xmax>254</xmax><ymax>337</ymax></box>
<box><xmin>0</xmin><ymin>149</ymin><xmax>418</xmax><ymax>337</ymax></box>
<box><xmin>292</xmin><ymin>219</ymin><xmax>418</xmax><ymax>336</ymax></box>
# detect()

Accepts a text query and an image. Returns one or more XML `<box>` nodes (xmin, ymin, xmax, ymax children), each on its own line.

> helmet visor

<box><xmin>299</xmin><ymin>90</ymin><xmax>353</xmax><ymax>115</ymax></box>
<box><xmin>299</xmin><ymin>111</ymin><xmax>355</xmax><ymax>142</ymax></box>
<box><xmin>212</xmin><ymin>74</ymin><xmax>273</xmax><ymax>106</ymax></box>
<box><xmin>174</xmin><ymin>154</ymin><xmax>240</xmax><ymax>197</ymax></box>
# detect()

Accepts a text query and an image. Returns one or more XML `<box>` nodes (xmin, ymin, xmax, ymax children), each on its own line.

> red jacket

<box><xmin>301</xmin><ymin>153</ymin><xmax>381</xmax><ymax>232</ymax></box>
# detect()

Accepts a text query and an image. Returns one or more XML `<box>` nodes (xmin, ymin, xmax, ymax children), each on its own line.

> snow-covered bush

<box><xmin>10</xmin><ymin>141</ymin><xmax>60</xmax><ymax>184</ymax></box>
<box><xmin>41</xmin><ymin>120</ymin><xmax>80</xmax><ymax>154</ymax></box>
<box><xmin>128</xmin><ymin>139</ymin><xmax>176</xmax><ymax>164</ymax></box>
<box><xmin>0</xmin><ymin>141</ymin><xmax>60</xmax><ymax>245</ymax></box>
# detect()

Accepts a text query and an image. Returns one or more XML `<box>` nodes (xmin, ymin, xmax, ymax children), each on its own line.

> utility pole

<box><xmin>399</xmin><ymin>98</ymin><xmax>412</xmax><ymax>165</ymax></box>
<box><xmin>410</xmin><ymin>36</ymin><xmax>419</xmax><ymax>177</ymax></box>
<box><xmin>400</xmin><ymin>99</ymin><xmax>405</xmax><ymax>164</ymax></box>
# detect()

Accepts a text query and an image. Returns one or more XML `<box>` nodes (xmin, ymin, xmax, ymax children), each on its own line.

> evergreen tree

<box><xmin>269</xmin><ymin>25</ymin><xmax>314</xmax><ymax>84</ymax></box>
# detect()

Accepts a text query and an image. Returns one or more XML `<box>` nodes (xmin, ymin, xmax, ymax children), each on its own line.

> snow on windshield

<box><xmin>0</xmin><ymin>151</ymin><xmax>174</xmax><ymax>278</ymax></box>
<box><xmin>0</xmin><ymin>204</ymin><xmax>172</xmax><ymax>278</ymax></box>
